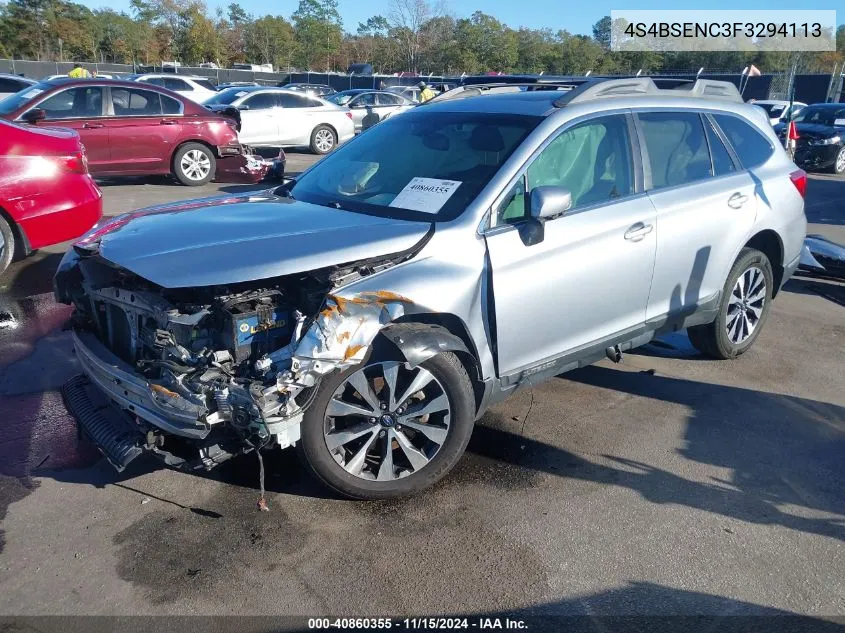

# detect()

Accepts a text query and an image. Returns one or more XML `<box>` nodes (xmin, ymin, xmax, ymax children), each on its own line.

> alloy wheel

<box><xmin>180</xmin><ymin>149</ymin><xmax>211</xmax><ymax>181</ymax></box>
<box><xmin>726</xmin><ymin>266</ymin><xmax>766</xmax><ymax>344</ymax></box>
<box><xmin>314</xmin><ymin>129</ymin><xmax>334</xmax><ymax>153</ymax></box>
<box><xmin>323</xmin><ymin>361</ymin><xmax>451</xmax><ymax>481</ymax></box>
<box><xmin>836</xmin><ymin>147</ymin><xmax>845</xmax><ymax>174</ymax></box>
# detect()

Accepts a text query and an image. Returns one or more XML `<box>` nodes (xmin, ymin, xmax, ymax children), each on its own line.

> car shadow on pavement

<box><xmin>782</xmin><ymin>276</ymin><xmax>845</xmax><ymax>307</ymax></box>
<box><xmin>0</xmin><ymin>252</ymin><xmax>63</xmax><ymax>300</ymax></box>
<box><xmin>447</xmin><ymin>581</ymin><xmax>843</xmax><ymax>631</ymax></box>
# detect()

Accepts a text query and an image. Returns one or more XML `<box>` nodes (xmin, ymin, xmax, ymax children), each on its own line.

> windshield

<box><xmin>793</xmin><ymin>106</ymin><xmax>845</xmax><ymax>126</ymax></box>
<box><xmin>0</xmin><ymin>82</ymin><xmax>50</xmax><ymax>114</ymax></box>
<box><xmin>203</xmin><ymin>87</ymin><xmax>250</xmax><ymax>105</ymax></box>
<box><xmin>286</xmin><ymin>110</ymin><xmax>541</xmax><ymax>222</ymax></box>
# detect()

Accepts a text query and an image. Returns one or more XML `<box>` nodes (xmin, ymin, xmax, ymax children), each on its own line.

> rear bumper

<box><xmin>71</xmin><ymin>329</ymin><xmax>210</xmax><ymax>440</ymax></box>
<box><xmin>17</xmin><ymin>175</ymin><xmax>102</xmax><ymax>250</ymax></box>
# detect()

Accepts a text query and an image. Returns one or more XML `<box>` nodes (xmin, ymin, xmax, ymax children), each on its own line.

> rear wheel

<box><xmin>687</xmin><ymin>248</ymin><xmax>773</xmax><ymax>359</ymax></box>
<box><xmin>310</xmin><ymin>125</ymin><xmax>336</xmax><ymax>155</ymax></box>
<box><xmin>0</xmin><ymin>215</ymin><xmax>15</xmax><ymax>277</ymax></box>
<box><xmin>297</xmin><ymin>352</ymin><xmax>475</xmax><ymax>499</ymax></box>
<box><xmin>173</xmin><ymin>143</ymin><xmax>216</xmax><ymax>186</ymax></box>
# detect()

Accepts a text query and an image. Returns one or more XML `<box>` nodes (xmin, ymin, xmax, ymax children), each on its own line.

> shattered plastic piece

<box><xmin>141</xmin><ymin>497</ymin><xmax>151</xmax><ymax>505</ymax></box>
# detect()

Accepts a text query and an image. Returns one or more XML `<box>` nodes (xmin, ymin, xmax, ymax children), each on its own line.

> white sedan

<box><xmin>204</xmin><ymin>86</ymin><xmax>354</xmax><ymax>154</ymax></box>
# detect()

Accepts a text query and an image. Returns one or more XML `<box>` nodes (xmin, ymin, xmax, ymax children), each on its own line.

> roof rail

<box><xmin>427</xmin><ymin>80</ymin><xmax>590</xmax><ymax>104</ymax></box>
<box><xmin>554</xmin><ymin>77</ymin><xmax>742</xmax><ymax>107</ymax></box>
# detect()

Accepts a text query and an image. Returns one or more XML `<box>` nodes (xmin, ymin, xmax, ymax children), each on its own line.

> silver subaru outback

<box><xmin>55</xmin><ymin>78</ymin><xmax>807</xmax><ymax>499</ymax></box>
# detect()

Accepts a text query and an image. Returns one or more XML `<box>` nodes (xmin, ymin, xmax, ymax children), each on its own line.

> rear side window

<box><xmin>110</xmin><ymin>87</ymin><xmax>162</xmax><ymax>116</ymax></box>
<box><xmin>164</xmin><ymin>78</ymin><xmax>191</xmax><ymax>92</ymax></box>
<box><xmin>639</xmin><ymin>112</ymin><xmax>712</xmax><ymax>189</ymax></box>
<box><xmin>194</xmin><ymin>79</ymin><xmax>216</xmax><ymax>91</ymax></box>
<box><xmin>278</xmin><ymin>93</ymin><xmax>309</xmax><ymax>108</ymax></box>
<box><xmin>703</xmin><ymin>117</ymin><xmax>736</xmax><ymax>177</ymax></box>
<box><xmin>140</xmin><ymin>77</ymin><xmax>164</xmax><ymax>87</ymax></box>
<box><xmin>713</xmin><ymin>114</ymin><xmax>774</xmax><ymax>169</ymax></box>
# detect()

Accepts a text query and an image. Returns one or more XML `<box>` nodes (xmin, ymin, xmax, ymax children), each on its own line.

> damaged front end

<box><xmin>56</xmin><ymin>235</ymin><xmax>428</xmax><ymax>474</ymax></box>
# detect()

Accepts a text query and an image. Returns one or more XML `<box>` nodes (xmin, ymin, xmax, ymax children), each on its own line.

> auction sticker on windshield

<box><xmin>389</xmin><ymin>177</ymin><xmax>461</xmax><ymax>213</ymax></box>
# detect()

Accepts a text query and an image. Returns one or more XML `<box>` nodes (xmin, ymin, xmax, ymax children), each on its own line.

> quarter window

<box><xmin>36</xmin><ymin>87</ymin><xmax>103</xmax><ymax>119</ymax></box>
<box><xmin>713</xmin><ymin>114</ymin><xmax>774</xmax><ymax>169</ymax></box>
<box><xmin>161</xmin><ymin>94</ymin><xmax>181</xmax><ymax>114</ymax></box>
<box><xmin>639</xmin><ymin>111</ymin><xmax>712</xmax><ymax>189</ymax></box>
<box><xmin>703</xmin><ymin>116</ymin><xmax>736</xmax><ymax>177</ymax></box>
<box><xmin>110</xmin><ymin>87</ymin><xmax>163</xmax><ymax>116</ymax></box>
<box><xmin>496</xmin><ymin>114</ymin><xmax>634</xmax><ymax>225</ymax></box>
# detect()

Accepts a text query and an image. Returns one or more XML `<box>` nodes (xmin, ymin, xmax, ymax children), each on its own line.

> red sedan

<box><xmin>0</xmin><ymin>119</ymin><xmax>102</xmax><ymax>276</ymax></box>
<box><xmin>0</xmin><ymin>78</ymin><xmax>276</xmax><ymax>186</ymax></box>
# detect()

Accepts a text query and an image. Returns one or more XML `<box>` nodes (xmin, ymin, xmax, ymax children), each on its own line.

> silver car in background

<box><xmin>328</xmin><ymin>89</ymin><xmax>416</xmax><ymax>133</ymax></box>
<box><xmin>204</xmin><ymin>86</ymin><xmax>354</xmax><ymax>154</ymax></box>
<box><xmin>55</xmin><ymin>78</ymin><xmax>806</xmax><ymax>500</ymax></box>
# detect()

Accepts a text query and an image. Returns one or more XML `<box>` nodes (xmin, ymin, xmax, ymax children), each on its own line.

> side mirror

<box><xmin>530</xmin><ymin>186</ymin><xmax>572</xmax><ymax>220</ymax></box>
<box><xmin>22</xmin><ymin>108</ymin><xmax>46</xmax><ymax>124</ymax></box>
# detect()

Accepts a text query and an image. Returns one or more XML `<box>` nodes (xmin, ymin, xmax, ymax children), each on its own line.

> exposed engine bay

<box><xmin>56</xmin><ymin>237</ymin><xmax>427</xmax><ymax>473</ymax></box>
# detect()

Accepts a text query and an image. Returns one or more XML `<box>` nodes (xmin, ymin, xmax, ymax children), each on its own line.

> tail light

<box><xmin>789</xmin><ymin>169</ymin><xmax>807</xmax><ymax>198</ymax></box>
<box><xmin>55</xmin><ymin>151</ymin><xmax>88</xmax><ymax>174</ymax></box>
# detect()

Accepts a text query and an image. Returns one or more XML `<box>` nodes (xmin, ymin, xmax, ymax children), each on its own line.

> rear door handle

<box><xmin>727</xmin><ymin>192</ymin><xmax>749</xmax><ymax>209</ymax></box>
<box><xmin>83</xmin><ymin>122</ymin><xmax>104</xmax><ymax>129</ymax></box>
<box><xmin>160</xmin><ymin>119</ymin><xmax>177</xmax><ymax>125</ymax></box>
<box><xmin>624</xmin><ymin>222</ymin><xmax>654</xmax><ymax>242</ymax></box>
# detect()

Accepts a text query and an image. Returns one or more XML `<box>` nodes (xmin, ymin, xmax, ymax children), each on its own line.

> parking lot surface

<box><xmin>0</xmin><ymin>162</ymin><xmax>843</xmax><ymax>619</ymax></box>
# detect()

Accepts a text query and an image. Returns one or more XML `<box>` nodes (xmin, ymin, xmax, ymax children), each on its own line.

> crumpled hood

<box><xmin>84</xmin><ymin>191</ymin><xmax>430</xmax><ymax>288</ymax></box>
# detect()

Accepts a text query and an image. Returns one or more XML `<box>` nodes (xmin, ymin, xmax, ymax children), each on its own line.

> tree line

<box><xmin>1</xmin><ymin>0</ymin><xmax>843</xmax><ymax>75</ymax></box>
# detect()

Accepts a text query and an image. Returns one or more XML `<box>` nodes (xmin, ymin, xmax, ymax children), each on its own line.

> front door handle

<box><xmin>624</xmin><ymin>222</ymin><xmax>654</xmax><ymax>242</ymax></box>
<box><xmin>160</xmin><ymin>119</ymin><xmax>177</xmax><ymax>125</ymax></box>
<box><xmin>83</xmin><ymin>122</ymin><xmax>104</xmax><ymax>129</ymax></box>
<box><xmin>727</xmin><ymin>192</ymin><xmax>749</xmax><ymax>209</ymax></box>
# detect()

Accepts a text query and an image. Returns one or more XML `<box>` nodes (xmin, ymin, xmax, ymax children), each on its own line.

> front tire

<box><xmin>310</xmin><ymin>125</ymin><xmax>336</xmax><ymax>155</ymax></box>
<box><xmin>829</xmin><ymin>146</ymin><xmax>845</xmax><ymax>175</ymax></box>
<box><xmin>173</xmin><ymin>143</ymin><xmax>216</xmax><ymax>186</ymax></box>
<box><xmin>688</xmin><ymin>247</ymin><xmax>773</xmax><ymax>359</ymax></box>
<box><xmin>298</xmin><ymin>352</ymin><xmax>475</xmax><ymax>499</ymax></box>
<box><xmin>0</xmin><ymin>214</ymin><xmax>15</xmax><ymax>277</ymax></box>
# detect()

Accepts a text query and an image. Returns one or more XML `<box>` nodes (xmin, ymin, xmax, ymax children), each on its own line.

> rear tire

<box><xmin>297</xmin><ymin>351</ymin><xmax>475</xmax><ymax>499</ymax></box>
<box><xmin>0</xmin><ymin>215</ymin><xmax>15</xmax><ymax>277</ymax></box>
<box><xmin>687</xmin><ymin>248</ymin><xmax>773</xmax><ymax>359</ymax></box>
<box><xmin>310</xmin><ymin>125</ymin><xmax>336</xmax><ymax>155</ymax></box>
<box><xmin>173</xmin><ymin>143</ymin><xmax>216</xmax><ymax>186</ymax></box>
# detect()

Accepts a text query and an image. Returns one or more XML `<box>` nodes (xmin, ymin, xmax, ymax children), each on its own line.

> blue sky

<box><xmin>78</xmin><ymin>0</ymin><xmax>841</xmax><ymax>35</ymax></box>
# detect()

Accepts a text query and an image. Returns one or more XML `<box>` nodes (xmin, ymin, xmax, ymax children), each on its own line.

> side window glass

<box><xmin>142</xmin><ymin>77</ymin><xmax>164</xmax><ymax>87</ymax></box>
<box><xmin>639</xmin><ymin>111</ymin><xmax>712</xmax><ymax>188</ymax></box>
<box><xmin>38</xmin><ymin>87</ymin><xmax>102</xmax><ymax>119</ymax></box>
<box><xmin>703</xmin><ymin>116</ymin><xmax>736</xmax><ymax>177</ymax></box>
<box><xmin>165</xmin><ymin>78</ymin><xmax>191</xmax><ymax>91</ymax></box>
<box><xmin>243</xmin><ymin>93</ymin><xmax>278</xmax><ymax>110</ymax></box>
<box><xmin>496</xmin><ymin>177</ymin><xmax>527</xmax><ymax>225</ymax></box>
<box><xmin>161</xmin><ymin>95</ymin><xmax>182</xmax><ymax>114</ymax></box>
<box><xmin>713</xmin><ymin>114</ymin><xmax>774</xmax><ymax>169</ymax></box>
<box><xmin>111</xmin><ymin>88</ymin><xmax>163</xmax><ymax>116</ymax></box>
<box><xmin>527</xmin><ymin>115</ymin><xmax>633</xmax><ymax>209</ymax></box>
<box><xmin>278</xmin><ymin>93</ymin><xmax>307</xmax><ymax>108</ymax></box>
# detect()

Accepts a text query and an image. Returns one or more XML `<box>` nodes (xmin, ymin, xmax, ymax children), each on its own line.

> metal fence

<box><xmin>1</xmin><ymin>58</ymin><xmax>842</xmax><ymax>103</ymax></box>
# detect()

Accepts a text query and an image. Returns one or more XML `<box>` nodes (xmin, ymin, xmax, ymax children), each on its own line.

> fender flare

<box><xmin>380</xmin><ymin>322</ymin><xmax>470</xmax><ymax>368</ymax></box>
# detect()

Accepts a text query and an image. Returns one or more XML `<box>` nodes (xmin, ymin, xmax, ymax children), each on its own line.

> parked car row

<box><xmin>774</xmin><ymin>103</ymin><xmax>845</xmax><ymax>175</ymax></box>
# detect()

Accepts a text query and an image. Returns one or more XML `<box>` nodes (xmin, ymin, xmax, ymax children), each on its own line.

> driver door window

<box><xmin>496</xmin><ymin>115</ymin><xmax>634</xmax><ymax>225</ymax></box>
<box><xmin>37</xmin><ymin>87</ymin><xmax>104</xmax><ymax>119</ymax></box>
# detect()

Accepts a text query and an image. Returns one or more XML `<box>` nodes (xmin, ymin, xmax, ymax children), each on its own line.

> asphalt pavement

<box><xmin>0</xmin><ymin>160</ymin><xmax>843</xmax><ymax>621</ymax></box>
